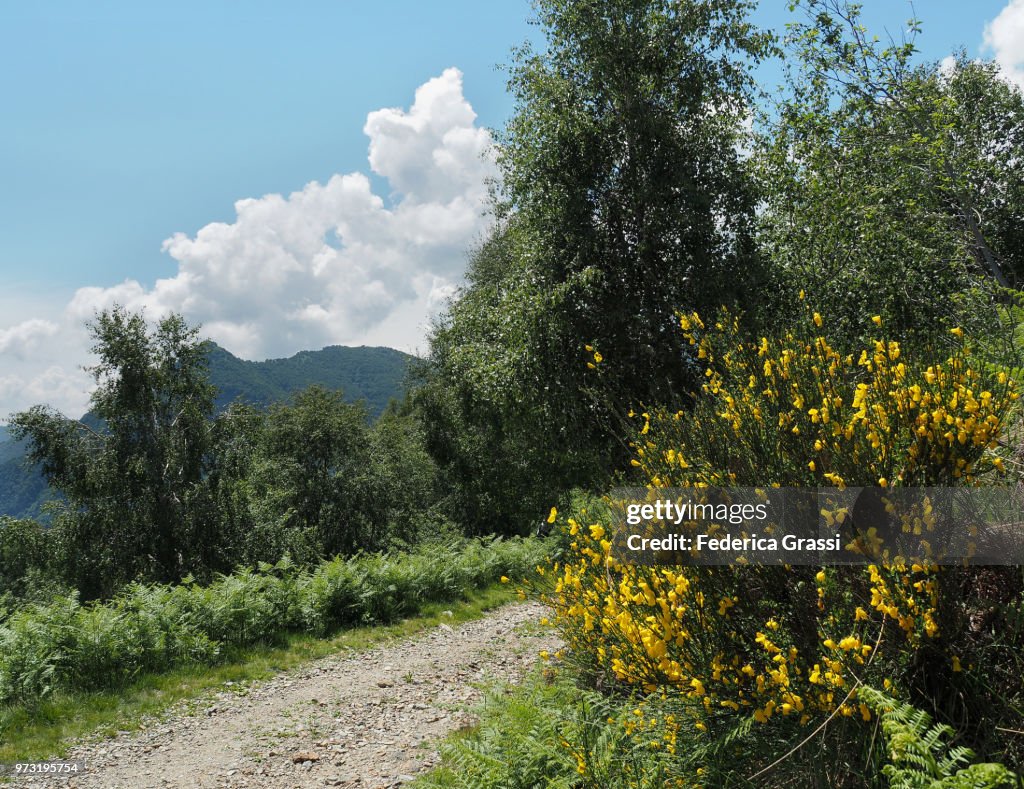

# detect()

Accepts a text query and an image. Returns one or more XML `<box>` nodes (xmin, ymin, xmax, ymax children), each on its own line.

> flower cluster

<box><xmin>656</xmin><ymin>308</ymin><xmax>1015</xmax><ymax>490</ymax></box>
<box><xmin>543</xmin><ymin>308</ymin><xmax>1017</xmax><ymax>764</ymax></box>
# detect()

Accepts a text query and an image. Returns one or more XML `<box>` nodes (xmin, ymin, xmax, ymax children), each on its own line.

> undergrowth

<box><xmin>0</xmin><ymin>537</ymin><xmax>546</xmax><ymax>710</ymax></box>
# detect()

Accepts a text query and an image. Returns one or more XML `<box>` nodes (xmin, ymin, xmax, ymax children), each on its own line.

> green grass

<box><xmin>0</xmin><ymin>584</ymin><xmax>516</xmax><ymax>765</ymax></box>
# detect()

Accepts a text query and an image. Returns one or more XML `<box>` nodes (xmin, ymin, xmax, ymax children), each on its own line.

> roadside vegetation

<box><xmin>1</xmin><ymin>584</ymin><xmax>516</xmax><ymax>765</ymax></box>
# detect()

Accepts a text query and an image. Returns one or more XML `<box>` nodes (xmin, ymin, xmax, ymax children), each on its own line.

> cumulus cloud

<box><xmin>0</xmin><ymin>365</ymin><xmax>93</xmax><ymax>420</ymax></box>
<box><xmin>0</xmin><ymin>319</ymin><xmax>59</xmax><ymax>358</ymax></box>
<box><xmin>0</xmin><ymin>69</ymin><xmax>496</xmax><ymax>421</ymax></box>
<box><xmin>0</xmin><ymin>305</ymin><xmax>94</xmax><ymax>419</ymax></box>
<box><xmin>984</xmin><ymin>0</ymin><xmax>1024</xmax><ymax>88</ymax></box>
<box><xmin>68</xmin><ymin>67</ymin><xmax>496</xmax><ymax>360</ymax></box>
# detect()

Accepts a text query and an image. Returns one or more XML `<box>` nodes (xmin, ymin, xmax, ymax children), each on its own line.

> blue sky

<box><xmin>1</xmin><ymin>0</ymin><xmax>1022</xmax><ymax>418</ymax></box>
<box><xmin>1</xmin><ymin>1</ymin><xmax>533</xmax><ymax>295</ymax></box>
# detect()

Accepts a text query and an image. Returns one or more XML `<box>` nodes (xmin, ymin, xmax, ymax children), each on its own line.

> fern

<box><xmin>0</xmin><ymin>536</ymin><xmax>548</xmax><ymax>706</ymax></box>
<box><xmin>858</xmin><ymin>685</ymin><xmax>1019</xmax><ymax>788</ymax></box>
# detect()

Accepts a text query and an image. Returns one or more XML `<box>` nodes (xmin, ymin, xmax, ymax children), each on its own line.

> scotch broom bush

<box><xmin>543</xmin><ymin>307</ymin><xmax>1023</xmax><ymax>782</ymax></box>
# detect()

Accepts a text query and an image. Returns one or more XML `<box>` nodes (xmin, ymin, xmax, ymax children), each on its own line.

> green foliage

<box><xmin>422</xmin><ymin>0</ymin><xmax>776</xmax><ymax>534</ymax></box>
<box><xmin>0</xmin><ymin>585</ymin><xmax>517</xmax><ymax>765</ymax></box>
<box><xmin>370</xmin><ymin>401</ymin><xmax>444</xmax><ymax>546</ymax></box>
<box><xmin>253</xmin><ymin>386</ymin><xmax>382</xmax><ymax>556</ymax></box>
<box><xmin>0</xmin><ymin>536</ymin><xmax>546</xmax><ymax>709</ymax></box>
<box><xmin>756</xmin><ymin>0</ymin><xmax>1024</xmax><ymax>345</ymax></box>
<box><xmin>6</xmin><ymin>309</ymin><xmax>437</xmax><ymax>597</ymax></box>
<box><xmin>858</xmin><ymin>686</ymin><xmax>1019</xmax><ymax>788</ymax></box>
<box><xmin>209</xmin><ymin>386</ymin><xmax>442</xmax><ymax>566</ymax></box>
<box><xmin>9</xmin><ymin>308</ymin><xmax>218</xmax><ymax>597</ymax></box>
<box><xmin>0</xmin><ymin>517</ymin><xmax>72</xmax><ymax>607</ymax></box>
<box><xmin>0</xmin><ymin>342</ymin><xmax>412</xmax><ymax>523</ymax></box>
<box><xmin>416</xmin><ymin>671</ymin><xmax>674</xmax><ymax>789</ymax></box>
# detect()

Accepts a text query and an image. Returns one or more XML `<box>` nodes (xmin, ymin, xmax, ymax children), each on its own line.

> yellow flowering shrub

<box><xmin>546</xmin><ymin>308</ymin><xmax>1018</xmax><ymax>756</ymax></box>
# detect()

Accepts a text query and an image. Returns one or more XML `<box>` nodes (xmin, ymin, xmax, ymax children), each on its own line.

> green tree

<box><xmin>755</xmin><ymin>0</ymin><xmax>1024</xmax><ymax>344</ymax></box>
<box><xmin>422</xmin><ymin>0</ymin><xmax>774</xmax><ymax>534</ymax></box>
<box><xmin>252</xmin><ymin>386</ymin><xmax>382</xmax><ymax>557</ymax></box>
<box><xmin>9</xmin><ymin>308</ymin><xmax>217</xmax><ymax>597</ymax></box>
<box><xmin>0</xmin><ymin>516</ymin><xmax>54</xmax><ymax>600</ymax></box>
<box><xmin>369</xmin><ymin>398</ymin><xmax>443</xmax><ymax>545</ymax></box>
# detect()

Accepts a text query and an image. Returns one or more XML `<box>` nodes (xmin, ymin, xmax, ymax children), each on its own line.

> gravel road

<box><xmin>17</xmin><ymin>601</ymin><xmax>559</xmax><ymax>789</ymax></box>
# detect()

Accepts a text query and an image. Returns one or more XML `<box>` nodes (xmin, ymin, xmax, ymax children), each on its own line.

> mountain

<box><xmin>0</xmin><ymin>344</ymin><xmax>415</xmax><ymax>520</ymax></box>
<box><xmin>206</xmin><ymin>343</ymin><xmax>413</xmax><ymax>418</ymax></box>
<box><xmin>0</xmin><ymin>433</ymin><xmax>50</xmax><ymax>521</ymax></box>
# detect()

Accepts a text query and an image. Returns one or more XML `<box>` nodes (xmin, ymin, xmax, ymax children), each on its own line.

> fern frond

<box><xmin>859</xmin><ymin>685</ymin><xmax>1019</xmax><ymax>788</ymax></box>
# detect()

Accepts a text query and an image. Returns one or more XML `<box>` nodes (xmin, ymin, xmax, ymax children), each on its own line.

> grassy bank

<box><xmin>0</xmin><ymin>536</ymin><xmax>549</xmax><ymax>760</ymax></box>
<box><xmin>1</xmin><ymin>584</ymin><xmax>517</xmax><ymax>764</ymax></box>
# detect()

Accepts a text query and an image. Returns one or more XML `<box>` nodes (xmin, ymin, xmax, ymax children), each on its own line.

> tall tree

<box><xmin>756</xmin><ymin>0</ymin><xmax>1024</xmax><ymax>343</ymax></box>
<box><xmin>10</xmin><ymin>308</ymin><xmax>217</xmax><ymax>597</ymax></box>
<box><xmin>253</xmin><ymin>386</ymin><xmax>381</xmax><ymax>557</ymax></box>
<box><xmin>422</xmin><ymin>0</ymin><xmax>774</xmax><ymax>533</ymax></box>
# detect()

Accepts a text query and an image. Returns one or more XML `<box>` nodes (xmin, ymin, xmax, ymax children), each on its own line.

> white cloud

<box><xmin>0</xmin><ymin>365</ymin><xmax>93</xmax><ymax>421</ymax></box>
<box><xmin>0</xmin><ymin>68</ymin><xmax>496</xmax><ymax>421</ymax></box>
<box><xmin>68</xmin><ymin>67</ymin><xmax>496</xmax><ymax>360</ymax></box>
<box><xmin>984</xmin><ymin>0</ymin><xmax>1024</xmax><ymax>88</ymax></box>
<box><xmin>0</xmin><ymin>319</ymin><xmax>59</xmax><ymax>358</ymax></box>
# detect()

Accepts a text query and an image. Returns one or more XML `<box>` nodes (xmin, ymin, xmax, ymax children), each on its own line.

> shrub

<box><xmin>416</xmin><ymin>669</ymin><xmax>676</xmax><ymax>789</ymax></box>
<box><xmin>544</xmin><ymin>307</ymin><xmax>1023</xmax><ymax>780</ymax></box>
<box><xmin>858</xmin><ymin>685</ymin><xmax>1018</xmax><ymax>788</ymax></box>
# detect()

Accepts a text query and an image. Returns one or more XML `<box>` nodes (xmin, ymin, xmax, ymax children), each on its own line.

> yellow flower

<box><xmin>500</xmin><ymin>576</ymin><xmax>510</xmax><ymax>584</ymax></box>
<box><xmin>813</xmin><ymin>312</ymin><xmax>823</xmax><ymax>328</ymax></box>
<box><xmin>808</xmin><ymin>460</ymin><xmax>816</xmax><ymax>472</ymax></box>
<box><xmin>871</xmin><ymin>315</ymin><xmax>882</xmax><ymax>326</ymax></box>
<box><xmin>547</xmin><ymin>507</ymin><xmax>558</xmax><ymax>524</ymax></box>
<box><xmin>952</xmin><ymin>655</ymin><xmax>962</xmax><ymax>672</ymax></box>
<box><xmin>950</xmin><ymin>327</ymin><xmax>964</xmax><ymax>338</ymax></box>
<box><xmin>593</xmin><ymin>351</ymin><xmax>603</xmax><ymax>363</ymax></box>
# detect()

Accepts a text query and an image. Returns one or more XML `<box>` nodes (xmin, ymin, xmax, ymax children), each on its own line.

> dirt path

<box><xmin>20</xmin><ymin>602</ymin><xmax>559</xmax><ymax>789</ymax></box>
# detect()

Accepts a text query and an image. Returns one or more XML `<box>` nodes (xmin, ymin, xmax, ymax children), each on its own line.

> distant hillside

<box><xmin>0</xmin><ymin>434</ymin><xmax>50</xmax><ymax>521</ymax></box>
<box><xmin>0</xmin><ymin>344</ymin><xmax>415</xmax><ymax>520</ymax></box>
<box><xmin>207</xmin><ymin>343</ymin><xmax>413</xmax><ymax>418</ymax></box>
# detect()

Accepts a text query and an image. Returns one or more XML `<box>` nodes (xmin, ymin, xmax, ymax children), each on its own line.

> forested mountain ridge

<box><xmin>205</xmin><ymin>342</ymin><xmax>413</xmax><ymax>417</ymax></box>
<box><xmin>0</xmin><ymin>343</ymin><xmax>413</xmax><ymax>520</ymax></box>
